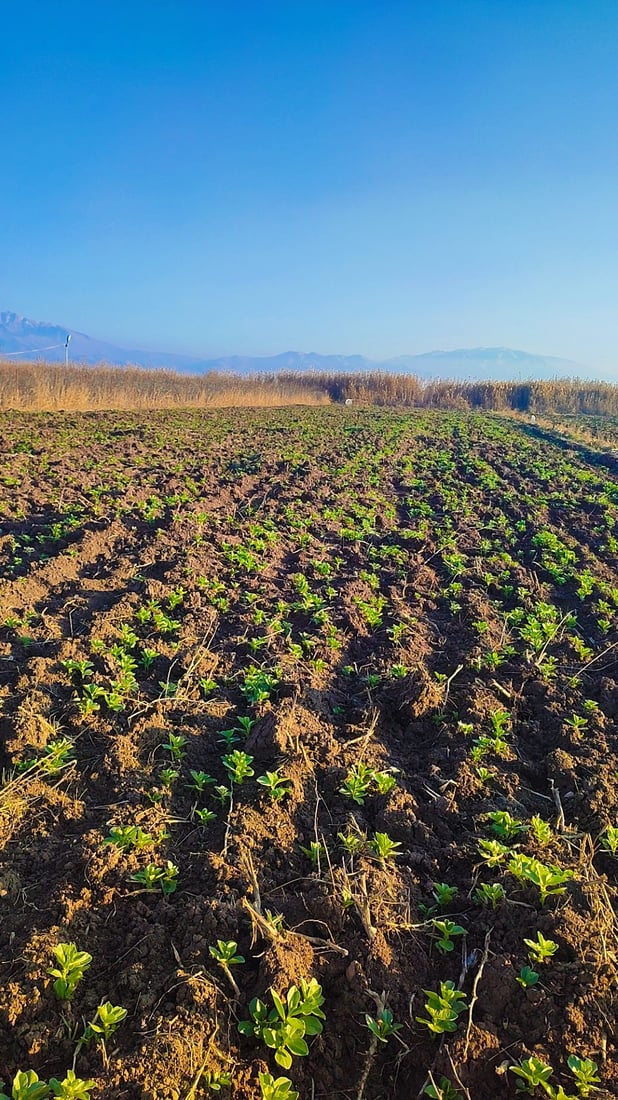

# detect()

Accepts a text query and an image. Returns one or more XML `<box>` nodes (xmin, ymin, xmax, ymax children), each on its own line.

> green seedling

<box><xmin>63</xmin><ymin>658</ymin><xmax>94</xmax><ymax>680</ymax></box>
<box><xmin>565</xmin><ymin>714</ymin><xmax>588</xmax><ymax>734</ymax></box>
<box><xmin>515</xmin><ymin>966</ymin><xmax>539</xmax><ymax>988</ymax></box>
<box><xmin>103</xmin><ymin>825</ymin><xmax>154</xmax><ymax>851</ymax></box>
<box><xmin>524</xmin><ymin>931</ymin><xmax>559</xmax><ymax>964</ymax></box>
<box><xmin>238</xmin><ymin>979</ymin><xmax>325</xmax><ymax>1069</ymax></box>
<box><xmin>40</xmin><ymin>739</ymin><xmax>74</xmax><ymax>775</ymax></box>
<box><xmin>338</xmin><ymin>820</ymin><xmax>368</xmax><ymax>855</ymax></box>
<box><xmin>167</xmin><ymin>585</ymin><xmax>185</xmax><ymax>609</ymax></box>
<box><xmin>140</xmin><ymin>647</ymin><xmax>159</xmax><ymax>669</ymax></box>
<box><xmin>416</xmin><ymin>981</ymin><xmax>467</xmax><ymax>1035</ymax></box>
<box><xmin>202</xmin><ymin>1070</ymin><xmax>232</xmax><ymax>1092</ymax></box>
<box><xmin>430</xmin><ymin>919</ymin><xmax>466</xmax><ymax>954</ymax></box>
<box><xmin>486</xmin><ymin>810</ymin><xmax>527</xmax><ymax>841</ymax></box>
<box><xmin>217</xmin><ymin>726</ymin><xmax>241</xmax><ymax>746</ymax></box>
<box><xmin>78</xmin><ymin>683</ymin><xmax>105</xmax><ymax>716</ymax></box>
<box><xmin>130</xmin><ymin>860</ymin><xmax>178</xmax><ymax>894</ymax></box>
<box><xmin>0</xmin><ymin>1071</ymin><xmax>49</xmax><ymax>1100</ymax></box>
<box><xmin>508</xmin><ymin>854</ymin><xmax>574</xmax><ymax>903</ymax></box>
<box><xmin>567</xmin><ymin>1055</ymin><xmax>600</xmax><ymax>1096</ymax></box>
<box><xmin>369</xmin><ymin>831</ymin><xmax>402</xmax><ymax>864</ymax></box>
<box><xmin>49</xmin><ymin>1071</ymin><xmax>96</xmax><ymax>1099</ymax></box>
<box><xmin>209</xmin><ymin>939</ymin><xmax>245</xmax><ymax>997</ymax></box>
<box><xmin>258</xmin><ymin>1074</ymin><xmax>299</xmax><ymax>1100</ymax></box>
<box><xmin>158</xmin><ymin>681</ymin><xmax>179</xmax><ymax>698</ymax></box>
<box><xmin>256</xmin><ymin>770</ymin><xmax>293</xmax><ymax>801</ymax></box>
<box><xmin>48</xmin><ymin>943</ymin><xmax>92</xmax><ymax>1001</ymax></box>
<box><xmin>194</xmin><ymin>807</ymin><xmax>217</xmax><ymax>826</ymax></box>
<box><xmin>163</xmin><ymin>733</ymin><xmax>187</xmax><ymax>761</ymax></box>
<box><xmin>159</xmin><ymin>767</ymin><xmax>179</xmax><ymax>788</ymax></box>
<box><xmin>242</xmin><ymin>666</ymin><xmax>279</xmax><ymax>704</ymax></box>
<box><xmin>339</xmin><ymin>762</ymin><xmax>375</xmax><ymax>805</ymax></box>
<box><xmin>81</xmin><ymin>1001</ymin><xmax>127</xmax><ymax>1044</ymax></box>
<box><xmin>236</xmin><ymin>715</ymin><xmax>256</xmax><ymax>736</ymax></box>
<box><xmin>473</xmin><ymin>882</ymin><xmax>506</xmax><ymax>908</ymax></box>
<box><xmin>222</xmin><ymin>750</ymin><xmax>255</xmax><ymax>785</ymax></box>
<box><xmin>530</xmin><ymin>815</ymin><xmax>553</xmax><ymax>846</ymax></box>
<box><xmin>364</xmin><ymin>1007</ymin><xmax>402</xmax><ymax>1043</ymax></box>
<box><xmin>423</xmin><ymin>1077</ymin><xmax>463</xmax><ymax>1100</ymax></box>
<box><xmin>213</xmin><ymin>785</ymin><xmax>231</xmax><ymax>805</ymax></box>
<box><xmin>372</xmin><ymin>769</ymin><xmax>398</xmax><ymax>794</ymax></box>
<box><xmin>509</xmin><ymin>1055</ymin><xmax>554</xmax><ymax>1094</ymax></box>
<box><xmin>299</xmin><ymin>840</ymin><xmax>326</xmax><ymax>867</ymax></box>
<box><xmin>599</xmin><ymin>825</ymin><xmax>618</xmax><ymax>855</ymax></box>
<box><xmin>475</xmin><ymin>766</ymin><xmax>494</xmax><ymax>786</ymax></box>
<box><xmin>187</xmin><ymin>769</ymin><xmax>216</xmax><ymax>792</ymax></box>
<box><xmin>477</xmin><ymin>839</ymin><xmax>510</xmax><ymax>866</ymax></box>
<box><xmin>199</xmin><ymin>676</ymin><xmax>218</xmax><ymax>696</ymax></box>
<box><xmin>432</xmin><ymin>882</ymin><xmax>458</xmax><ymax>908</ymax></box>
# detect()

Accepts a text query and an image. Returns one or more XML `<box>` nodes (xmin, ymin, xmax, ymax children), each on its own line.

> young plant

<box><xmin>423</xmin><ymin>1078</ymin><xmax>463</xmax><ymax>1100</ymax></box>
<box><xmin>209</xmin><ymin>939</ymin><xmax>245</xmax><ymax>997</ymax></box>
<box><xmin>432</xmin><ymin>882</ymin><xmax>458</xmax><ymax>909</ymax></box>
<box><xmin>258</xmin><ymin>1074</ymin><xmax>299</xmax><ymax>1100</ymax></box>
<box><xmin>256</xmin><ymin>770</ymin><xmax>293</xmax><ymax>801</ymax></box>
<box><xmin>0</xmin><ymin>1071</ymin><xmax>49</xmax><ymax>1100</ymax></box>
<box><xmin>524</xmin><ymin>931</ymin><xmax>559</xmax><ymax>964</ymax></box>
<box><xmin>238</xmin><ymin>979</ymin><xmax>325</xmax><ymax>1069</ymax></box>
<box><xmin>130</xmin><ymin>860</ymin><xmax>179</xmax><ymax>894</ymax></box>
<box><xmin>159</xmin><ymin>767</ymin><xmax>179</xmax><ymax>789</ymax></box>
<box><xmin>509</xmin><ymin>1056</ymin><xmax>554</xmax><ymax>1094</ymax></box>
<box><xmin>599</xmin><ymin>825</ymin><xmax>618</xmax><ymax>855</ymax></box>
<box><xmin>194</xmin><ymin>807</ymin><xmax>217</xmax><ymax>827</ymax></box>
<box><xmin>372</xmin><ymin>769</ymin><xmax>398</xmax><ymax>795</ymax></box>
<box><xmin>515</xmin><ymin>966</ymin><xmax>539</xmax><ymax>988</ymax></box>
<box><xmin>364</xmin><ymin>1007</ymin><xmax>402</xmax><ymax>1043</ymax></box>
<box><xmin>48</xmin><ymin>1071</ymin><xmax>96</xmax><ymax>1099</ymax></box>
<box><xmin>486</xmin><ymin>810</ymin><xmax>527</xmax><ymax>842</ymax></box>
<box><xmin>187</xmin><ymin>769</ymin><xmax>216</xmax><ymax>793</ymax></box>
<box><xmin>339</xmin><ymin>762</ymin><xmax>375</xmax><ymax>805</ymax></box>
<box><xmin>369</xmin><ymin>831</ymin><xmax>402</xmax><ymax>864</ymax></box>
<box><xmin>48</xmin><ymin>943</ymin><xmax>92</xmax><ymax>1001</ymax></box>
<box><xmin>508</xmin><ymin>854</ymin><xmax>574</xmax><ymax>903</ymax></box>
<box><xmin>299</xmin><ymin>840</ymin><xmax>326</xmax><ymax>867</ymax></box>
<box><xmin>163</xmin><ymin>732</ymin><xmax>187</xmax><ymax>761</ymax></box>
<box><xmin>477</xmin><ymin>838</ymin><xmax>510</xmax><ymax>866</ymax></box>
<box><xmin>473</xmin><ymin>882</ymin><xmax>506</xmax><ymax>908</ymax></box>
<box><xmin>530</xmin><ymin>815</ymin><xmax>553</xmax><ymax>846</ymax></box>
<box><xmin>103</xmin><ymin>825</ymin><xmax>154</xmax><ymax>851</ymax></box>
<box><xmin>201</xmin><ymin>1070</ymin><xmax>232</xmax><ymax>1093</ymax></box>
<box><xmin>566</xmin><ymin>1055</ymin><xmax>600</xmax><ymax>1097</ymax></box>
<box><xmin>430</xmin><ymin>919</ymin><xmax>466</xmax><ymax>955</ymax></box>
<box><xmin>81</xmin><ymin>1001</ymin><xmax>127</xmax><ymax>1045</ymax></box>
<box><xmin>416</xmin><ymin>981</ymin><xmax>467</xmax><ymax>1035</ymax></box>
<box><xmin>222</xmin><ymin>750</ymin><xmax>255</xmax><ymax>785</ymax></box>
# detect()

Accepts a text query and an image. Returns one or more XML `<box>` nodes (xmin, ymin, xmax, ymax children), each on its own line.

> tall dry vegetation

<box><xmin>1</xmin><ymin>359</ymin><xmax>617</xmax><ymax>416</ymax></box>
<box><xmin>0</xmin><ymin>361</ymin><xmax>329</xmax><ymax>411</ymax></box>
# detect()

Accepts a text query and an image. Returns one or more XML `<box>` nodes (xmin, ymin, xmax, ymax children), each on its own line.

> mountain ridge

<box><xmin>0</xmin><ymin>310</ymin><xmax>597</xmax><ymax>381</ymax></box>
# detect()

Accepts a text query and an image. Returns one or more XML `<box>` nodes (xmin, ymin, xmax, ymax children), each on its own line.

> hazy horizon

<box><xmin>3</xmin><ymin>2</ymin><xmax>618</xmax><ymax>367</ymax></box>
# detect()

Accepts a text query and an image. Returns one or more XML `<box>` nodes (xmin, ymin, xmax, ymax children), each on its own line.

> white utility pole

<box><xmin>65</xmin><ymin>334</ymin><xmax>71</xmax><ymax>367</ymax></box>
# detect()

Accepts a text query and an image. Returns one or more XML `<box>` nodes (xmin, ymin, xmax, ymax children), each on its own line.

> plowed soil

<box><xmin>1</xmin><ymin>407</ymin><xmax>617</xmax><ymax>1100</ymax></box>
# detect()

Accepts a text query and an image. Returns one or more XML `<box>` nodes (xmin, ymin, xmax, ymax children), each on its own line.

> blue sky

<box><xmin>2</xmin><ymin>0</ymin><xmax>618</xmax><ymax>368</ymax></box>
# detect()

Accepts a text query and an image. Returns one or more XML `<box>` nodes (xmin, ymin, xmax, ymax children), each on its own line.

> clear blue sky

<box><xmin>2</xmin><ymin>0</ymin><xmax>618</xmax><ymax>368</ymax></box>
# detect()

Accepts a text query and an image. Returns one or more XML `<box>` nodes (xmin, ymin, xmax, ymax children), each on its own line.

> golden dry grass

<box><xmin>0</xmin><ymin>361</ymin><xmax>330</xmax><ymax>411</ymax></box>
<box><xmin>1</xmin><ymin>359</ymin><xmax>618</xmax><ymax>415</ymax></box>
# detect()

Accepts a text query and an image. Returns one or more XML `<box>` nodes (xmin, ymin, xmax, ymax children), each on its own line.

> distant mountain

<box><xmin>381</xmin><ymin>346</ymin><xmax>585</xmax><ymax>381</ymax></box>
<box><xmin>0</xmin><ymin>310</ymin><xmax>596</xmax><ymax>380</ymax></box>
<box><xmin>0</xmin><ymin>311</ymin><xmax>206</xmax><ymax>371</ymax></box>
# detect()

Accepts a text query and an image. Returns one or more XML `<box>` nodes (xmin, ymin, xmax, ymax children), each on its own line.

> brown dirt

<box><xmin>0</xmin><ymin>407</ymin><xmax>617</xmax><ymax>1099</ymax></box>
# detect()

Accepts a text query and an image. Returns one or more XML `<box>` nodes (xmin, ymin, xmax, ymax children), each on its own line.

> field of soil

<box><xmin>1</xmin><ymin>406</ymin><xmax>617</xmax><ymax>1100</ymax></box>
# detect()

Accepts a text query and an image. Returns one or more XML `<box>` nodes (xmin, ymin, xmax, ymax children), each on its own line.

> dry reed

<box><xmin>1</xmin><ymin>360</ymin><xmax>617</xmax><ymax>417</ymax></box>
